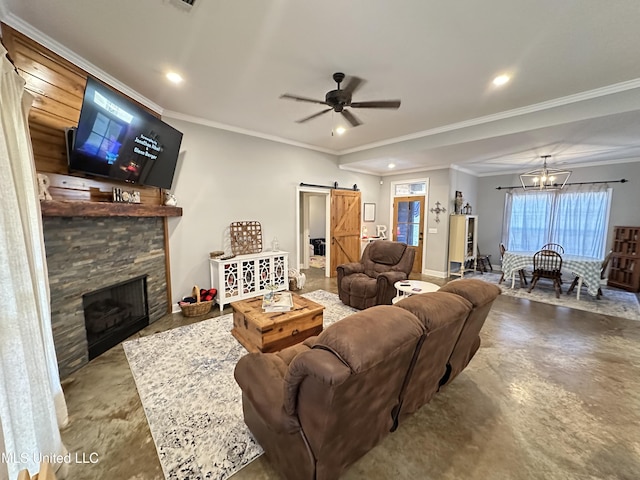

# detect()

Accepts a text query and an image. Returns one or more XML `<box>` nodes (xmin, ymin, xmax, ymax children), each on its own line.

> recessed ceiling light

<box><xmin>335</xmin><ymin>126</ymin><xmax>346</xmax><ymax>135</ymax></box>
<box><xmin>492</xmin><ymin>74</ymin><xmax>510</xmax><ymax>86</ymax></box>
<box><xmin>388</xmin><ymin>163</ymin><xmax>396</xmax><ymax>169</ymax></box>
<box><xmin>166</xmin><ymin>72</ymin><xmax>184</xmax><ymax>84</ymax></box>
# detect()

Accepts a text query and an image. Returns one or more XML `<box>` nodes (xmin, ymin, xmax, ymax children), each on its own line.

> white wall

<box><xmin>450</xmin><ymin>168</ymin><xmax>478</xmax><ymax>215</ymax></box>
<box><xmin>164</xmin><ymin>118</ymin><xmax>381</xmax><ymax>303</ymax></box>
<box><xmin>308</xmin><ymin>195</ymin><xmax>326</xmax><ymax>239</ymax></box>
<box><xmin>476</xmin><ymin>160</ymin><xmax>640</xmax><ymax>268</ymax></box>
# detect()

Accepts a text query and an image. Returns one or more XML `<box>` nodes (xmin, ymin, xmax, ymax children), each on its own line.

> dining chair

<box><xmin>541</xmin><ymin>243</ymin><xmax>564</xmax><ymax>254</ymax></box>
<box><xmin>566</xmin><ymin>250</ymin><xmax>612</xmax><ymax>299</ymax></box>
<box><xmin>476</xmin><ymin>245</ymin><xmax>492</xmax><ymax>273</ymax></box>
<box><xmin>499</xmin><ymin>243</ymin><xmax>528</xmax><ymax>287</ymax></box>
<box><xmin>528</xmin><ymin>250</ymin><xmax>563</xmax><ymax>298</ymax></box>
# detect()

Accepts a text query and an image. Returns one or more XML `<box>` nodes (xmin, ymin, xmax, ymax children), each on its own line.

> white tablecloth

<box><xmin>502</xmin><ymin>251</ymin><xmax>602</xmax><ymax>298</ymax></box>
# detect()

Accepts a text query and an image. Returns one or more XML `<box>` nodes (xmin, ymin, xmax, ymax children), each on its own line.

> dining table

<box><xmin>502</xmin><ymin>251</ymin><xmax>603</xmax><ymax>299</ymax></box>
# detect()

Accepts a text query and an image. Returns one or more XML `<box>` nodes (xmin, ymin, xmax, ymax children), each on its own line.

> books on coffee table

<box><xmin>262</xmin><ymin>292</ymin><xmax>293</xmax><ymax>312</ymax></box>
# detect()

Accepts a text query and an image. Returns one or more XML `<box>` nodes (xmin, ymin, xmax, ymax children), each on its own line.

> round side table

<box><xmin>392</xmin><ymin>280</ymin><xmax>439</xmax><ymax>304</ymax></box>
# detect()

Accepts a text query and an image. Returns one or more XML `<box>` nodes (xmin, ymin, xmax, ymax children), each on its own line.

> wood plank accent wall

<box><xmin>2</xmin><ymin>23</ymin><xmax>176</xmax><ymax>314</ymax></box>
<box><xmin>1</xmin><ymin>23</ymin><xmax>162</xmax><ymax>205</ymax></box>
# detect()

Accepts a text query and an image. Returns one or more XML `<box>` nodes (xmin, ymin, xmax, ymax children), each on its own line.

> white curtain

<box><xmin>0</xmin><ymin>45</ymin><xmax>68</xmax><ymax>479</ymax></box>
<box><xmin>503</xmin><ymin>185</ymin><xmax>612</xmax><ymax>258</ymax></box>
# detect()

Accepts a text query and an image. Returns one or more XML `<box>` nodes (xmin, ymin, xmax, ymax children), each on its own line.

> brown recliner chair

<box><xmin>337</xmin><ymin>241</ymin><xmax>415</xmax><ymax>309</ymax></box>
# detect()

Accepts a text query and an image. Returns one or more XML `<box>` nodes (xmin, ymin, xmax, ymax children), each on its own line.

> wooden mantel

<box><xmin>40</xmin><ymin>200</ymin><xmax>183</xmax><ymax>218</ymax></box>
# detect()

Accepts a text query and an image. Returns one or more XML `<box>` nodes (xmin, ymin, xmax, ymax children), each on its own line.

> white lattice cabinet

<box><xmin>210</xmin><ymin>251</ymin><xmax>289</xmax><ymax>311</ymax></box>
<box><xmin>448</xmin><ymin>215</ymin><xmax>478</xmax><ymax>277</ymax></box>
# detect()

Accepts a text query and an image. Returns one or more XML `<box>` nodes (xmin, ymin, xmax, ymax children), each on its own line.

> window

<box><xmin>394</xmin><ymin>182</ymin><xmax>426</xmax><ymax>196</ymax></box>
<box><xmin>504</xmin><ymin>187</ymin><xmax>611</xmax><ymax>258</ymax></box>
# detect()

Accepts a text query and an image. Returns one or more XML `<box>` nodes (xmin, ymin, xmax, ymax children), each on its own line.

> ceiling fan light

<box><xmin>335</xmin><ymin>126</ymin><xmax>346</xmax><ymax>135</ymax></box>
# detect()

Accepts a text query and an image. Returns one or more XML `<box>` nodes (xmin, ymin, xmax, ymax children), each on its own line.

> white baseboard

<box><xmin>423</xmin><ymin>269</ymin><xmax>448</xmax><ymax>278</ymax></box>
<box><xmin>171</xmin><ymin>303</ymin><xmax>181</xmax><ymax>314</ymax></box>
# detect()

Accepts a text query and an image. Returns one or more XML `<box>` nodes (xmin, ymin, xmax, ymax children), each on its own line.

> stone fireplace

<box><xmin>43</xmin><ymin>216</ymin><xmax>169</xmax><ymax>378</ymax></box>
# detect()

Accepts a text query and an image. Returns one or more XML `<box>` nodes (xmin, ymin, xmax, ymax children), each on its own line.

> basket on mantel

<box><xmin>180</xmin><ymin>286</ymin><xmax>213</xmax><ymax>317</ymax></box>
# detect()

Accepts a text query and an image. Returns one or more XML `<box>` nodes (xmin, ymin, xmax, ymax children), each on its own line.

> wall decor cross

<box><xmin>430</xmin><ymin>201</ymin><xmax>446</xmax><ymax>223</ymax></box>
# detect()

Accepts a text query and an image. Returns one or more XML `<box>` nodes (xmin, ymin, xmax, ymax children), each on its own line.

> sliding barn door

<box><xmin>330</xmin><ymin>190</ymin><xmax>362</xmax><ymax>277</ymax></box>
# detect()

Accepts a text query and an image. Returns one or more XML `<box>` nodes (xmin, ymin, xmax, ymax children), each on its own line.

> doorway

<box><xmin>297</xmin><ymin>187</ymin><xmax>331</xmax><ymax>277</ymax></box>
<box><xmin>393</xmin><ymin>196</ymin><xmax>425</xmax><ymax>274</ymax></box>
<box><xmin>296</xmin><ymin>187</ymin><xmax>362</xmax><ymax>278</ymax></box>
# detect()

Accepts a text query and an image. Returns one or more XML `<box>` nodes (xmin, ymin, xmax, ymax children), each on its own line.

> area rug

<box><xmin>465</xmin><ymin>271</ymin><xmax>640</xmax><ymax>321</ymax></box>
<box><xmin>123</xmin><ymin>290</ymin><xmax>355</xmax><ymax>480</ymax></box>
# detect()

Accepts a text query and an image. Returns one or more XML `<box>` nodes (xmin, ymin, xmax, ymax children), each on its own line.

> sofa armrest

<box><xmin>283</xmin><ymin>349</ymin><xmax>351</xmax><ymax>415</ymax></box>
<box><xmin>377</xmin><ymin>271</ymin><xmax>409</xmax><ymax>285</ymax></box>
<box><xmin>376</xmin><ymin>271</ymin><xmax>411</xmax><ymax>304</ymax></box>
<box><xmin>234</xmin><ymin>353</ymin><xmax>301</xmax><ymax>434</ymax></box>
<box><xmin>336</xmin><ymin>262</ymin><xmax>365</xmax><ymax>276</ymax></box>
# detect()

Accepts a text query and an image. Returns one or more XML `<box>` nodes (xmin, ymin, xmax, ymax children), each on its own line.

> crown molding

<box><xmin>162</xmin><ymin>110</ymin><xmax>338</xmax><ymax>155</ymax></box>
<box><xmin>475</xmin><ymin>157</ymin><xmax>640</xmax><ymax>178</ymax></box>
<box><xmin>340</xmin><ymin>162</ymin><xmax>452</xmax><ymax>177</ymax></box>
<box><xmin>450</xmin><ymin>164</ymin><xmax>479</xmax><ymax>177</ymax></box>
<box><xmin>337</xmin><ymin>164</ymin><xmax>384</xmax><ymax>176</ymax></box>
<box><xmin>1</xmin><ymin>12</ymin><xmax>163</xmax><ymax>114</ymax></box>
<box><xmin>338</xmin><ymin>78</ymin><xmax>640</xmax><ymax>156</ymax></box>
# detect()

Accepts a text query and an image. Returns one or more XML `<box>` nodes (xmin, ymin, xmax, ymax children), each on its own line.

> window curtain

<box><xmin>502</xmin><ymin>185</ymin><xmax>611</xmax><ymax>259</ymax></box>
<box><xmin>550</xmin><ymin>186</ymin><xmax>611</xmax><ymax>258</ymax></box>
<box><xmin>0</xmin><ymin>45</ymin><xmax>68</xmax><ymax>479</ymax></box>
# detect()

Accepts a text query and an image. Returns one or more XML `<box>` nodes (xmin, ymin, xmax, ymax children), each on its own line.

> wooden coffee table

<box><xmin>230</xmin><ymin>292</ymin><xmax>324</xmax><ymax>353</ymax></box>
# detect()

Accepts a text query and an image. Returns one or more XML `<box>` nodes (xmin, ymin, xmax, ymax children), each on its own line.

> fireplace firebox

<box><xmin>83</xmin><ymin>275</ymin><xmax>149</xmax><ymax>360</ymax></box>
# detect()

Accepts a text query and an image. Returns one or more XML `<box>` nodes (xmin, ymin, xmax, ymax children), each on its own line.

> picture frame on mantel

<box><xmin>363</xmin><ymin>203</ymin><xmax>376</xmax><ymax>222</ymax></box>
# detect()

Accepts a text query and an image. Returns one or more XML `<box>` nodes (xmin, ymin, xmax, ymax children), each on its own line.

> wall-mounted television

<box><xmin>67</xmin><ymin>77</ymin><xmax>183</xmax><ymax>190</ymax></box>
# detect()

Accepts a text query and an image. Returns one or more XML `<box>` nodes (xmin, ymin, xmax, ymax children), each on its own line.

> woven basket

<box><xmin>180</xmin><ymin>286</ymin><xmax>213</xmax><ymax>317</ymax></box>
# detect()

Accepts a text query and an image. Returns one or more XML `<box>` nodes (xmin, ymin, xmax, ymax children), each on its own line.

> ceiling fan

<box><xmin>280</xmin><ymin>72</ymin><xmax>401</xmax><ymax>127</ymax></box>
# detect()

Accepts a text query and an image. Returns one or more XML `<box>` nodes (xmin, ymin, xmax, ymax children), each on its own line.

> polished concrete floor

<box><xmin>59</xmin><ymin>267</ymin><xmax>640</xmax><ymax>480</ymax></box>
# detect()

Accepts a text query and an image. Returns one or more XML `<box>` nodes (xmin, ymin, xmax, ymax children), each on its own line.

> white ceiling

<box><xmin>2</xmin><ymin>0</ymin><xmax>640</xmax><ymax>176</ymax></box>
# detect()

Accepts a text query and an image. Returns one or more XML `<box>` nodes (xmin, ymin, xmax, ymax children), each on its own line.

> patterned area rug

<box><xmin>465</xmin><ymin>271</ymin><xmax>640</xmax><ymax>321</ymax></box>
<box><xmin>123</xmin><ymin>290</ymin><xmax>355</xmax><ymax>480</ymax></box>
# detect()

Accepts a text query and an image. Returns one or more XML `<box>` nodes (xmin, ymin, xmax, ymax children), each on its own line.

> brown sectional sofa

<box><xmin>234</xmin><ymin>279</ymin><xmax>501</xmax><ymax>480</ymax></box>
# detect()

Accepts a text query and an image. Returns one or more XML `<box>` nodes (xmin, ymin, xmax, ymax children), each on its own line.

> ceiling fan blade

<box><xmin>342</xmin><ymin>76</ymin><xmax>365</xmax><ymax>95</ymax></box>
<box><xmin>296</xmin><ymin>108</ymin><xmax>333</xmax><ymax>123</ymax></box>
<box><xmin>350</xmin><ymin>100</ymin><xmax>401</xmax><ymax>109</ymax></box>
<box><xmin>280</xmin><ymin>93</ymin><xmax>329</xmax><ymax>106</ymax></box>
<box><xmin>341</xmin><ymin>109</ymin><xmax>362</xmax><ymax>127</ymax></box>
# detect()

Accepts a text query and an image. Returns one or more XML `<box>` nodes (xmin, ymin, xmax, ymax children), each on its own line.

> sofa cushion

<box><xmin>395</xmin><ymin>291</ymin><xmax>473</xmax><ymax>331</ymax></box>
<box><xmin>368</xmin><ymin>241</ymin><xmax>407</xmax><ymax>265</ymax></box>
<box><xmin>312</xmin><ymin>305</ymin><xmax>424</xmax><ymax>374</ymax></box>
<box><xmin>438</xmin><ymin>279</ymin><xmax>501</xmax><ymax>307</ymax></box>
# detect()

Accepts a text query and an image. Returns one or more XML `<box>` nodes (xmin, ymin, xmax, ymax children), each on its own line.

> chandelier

<box><xmin>520</xmin><ymin>155</ymin><xmax>571</xmax><ymax>190</ymax></box>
